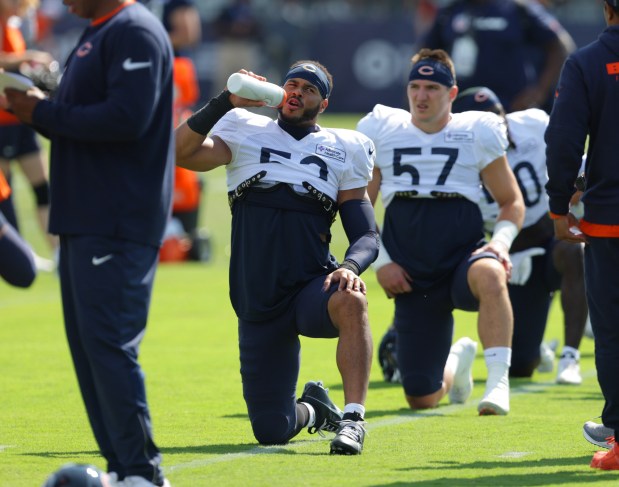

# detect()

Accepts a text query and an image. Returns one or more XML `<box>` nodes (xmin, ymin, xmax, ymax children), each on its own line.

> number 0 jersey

<box><xmin>211</xmin><ymin>109</ymin><xmax>375</xmax><ymax>320</ymax></box>
<box><xmin>479</xmin><ymin>108</ymin><xmax>550</xmax><ymax>232</ymax></box>
<box><xmin>357</xmin><ymin>104</ymin><xmax>508</xmax><ymax>288</ymax></box>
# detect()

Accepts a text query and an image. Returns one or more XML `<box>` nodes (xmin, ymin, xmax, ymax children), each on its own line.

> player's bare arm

<box><xmin>175</xmin><ymin>70</ymin><xmax>272</xmax><ymax>172</ymax></box>
<box><xmin>475</xmin><ymin>154</ymin><xmax>525</xmax><ymax>275</ymax></box>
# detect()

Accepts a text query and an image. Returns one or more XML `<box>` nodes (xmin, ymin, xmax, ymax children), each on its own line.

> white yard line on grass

<box><xmin>166</xmin><ymin>371</ymin><xmax>596</xmax><ymax>474</ymax></box>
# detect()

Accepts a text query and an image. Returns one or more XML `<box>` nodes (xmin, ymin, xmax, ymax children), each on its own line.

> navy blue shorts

<box><xmin>0</xmin><ymin>124</ymin><xmax>40</xmax><ymax>160</ymax></box>
<box><xmin>394</xmin><ymin>251</ymin><xmax>495</xmax><ymax>397</ymax></box>
<box><xmin>239</xmin><ymin>275</ymin><xmax>339</xmax><ymax>443</ymax></box>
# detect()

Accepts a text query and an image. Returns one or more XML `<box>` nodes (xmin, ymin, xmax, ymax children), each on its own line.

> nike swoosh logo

<box><xmin>92</xmin><ymin>254</ymin><xmax>113</xmax><ymax>266</ymax></box>
<box><xmin>122</xmin><ymin>58</ymin><xmax>152</xmax><ymax>71</ymax></box>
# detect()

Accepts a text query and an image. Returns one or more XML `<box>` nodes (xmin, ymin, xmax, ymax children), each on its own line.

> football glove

<box><xmin>509</xmin><ymin>247</ymin><xmax>546</xmax><ymax>286</ymax></box>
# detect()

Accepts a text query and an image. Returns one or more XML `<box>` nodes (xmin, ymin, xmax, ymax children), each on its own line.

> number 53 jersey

<box><xmin>210</xmin><ymin>108</ymin><xmax>375</xmax><ymax>321</ymax></box>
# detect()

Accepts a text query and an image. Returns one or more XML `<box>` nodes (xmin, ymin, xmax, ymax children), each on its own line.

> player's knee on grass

<box><xmin>402</xmin><ymin>373</ymin><xmax>440</xmax><ymax>408</ymax></box>
<box><xmin>251</xmin><ymin>411</ymin><xmax>296</xmax><ymax>445</ymax></box>
<box><xmin>509</xmin><ymin>360</ymin><xmax>537</xmax><ymax>378</ymax></box>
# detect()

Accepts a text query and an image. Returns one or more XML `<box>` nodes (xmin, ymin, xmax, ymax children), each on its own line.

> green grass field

<box><xmin>0</xmin><ymin>114</ymin><xmax>615</xmax><ymax>486</ymax></box>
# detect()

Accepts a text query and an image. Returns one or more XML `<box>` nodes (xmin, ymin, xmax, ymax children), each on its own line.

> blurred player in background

<box><xmin>4</xmin><ymin>0</ymin><xmax>175</xmax><ymax>484</ymax></box>
<box><xmin>0</xmin><ymin>0</ymin><xmax>58</xmax><ymax>269</ymax></box>
<box><xmin>0</xmin><ymin>169</ymin><xmax>36</xmax><ymax>287</ymax></box>
<box><xmin>451</xmin><ymin>86</ymin><xmax>587</xmax><ymax>384</ymax></box>
<box><xmin>141</xmin><ymin>0</ymin><xmax>210</xmax><ymax>262</ymax></box>
<box><xmin>358</xmin><ymin>48</ymin><xmax>524</xmax><ymax>416</ymax></box>
<box><xmin>175</xmin><ymin>61</ymin><xmax>377</xmax><ymax>455</ymax></box>
<box><xmin>420</xmin><ymin>0</ymin><xmax>575</xmax><ymax>112</ymax></box>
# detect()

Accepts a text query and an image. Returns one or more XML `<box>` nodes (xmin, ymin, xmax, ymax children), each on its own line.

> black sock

<box><xmin>295</xmin><ymin>402</ymin><xmax>310</xmax><ymax>430</ymax></box>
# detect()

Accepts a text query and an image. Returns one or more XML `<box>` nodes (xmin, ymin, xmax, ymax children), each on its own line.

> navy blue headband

<box><xmin>409</xmin><ymin>59</ymin><xmax>455</xmax><ymax>87</ymax></box>
<box><xmin>284</xmin><ymin>63</ymin><xmax>331</xmax><ymax>99</ymax></box>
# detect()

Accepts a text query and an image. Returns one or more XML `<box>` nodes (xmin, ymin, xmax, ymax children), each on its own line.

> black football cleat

<box><xmin>298</xmin><ymin>380</ymin><xmax>343</xmax><ymax>435</ymax></box>
<box><xmin>330</xmin><ymin>419</ymin><xmax>366</xmax><ymax>455</ymax></box>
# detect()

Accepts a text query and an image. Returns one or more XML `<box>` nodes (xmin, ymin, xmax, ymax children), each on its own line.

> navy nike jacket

<box><xmin>32</xmin><ymin>2</ymin><xmax>174</xmax><ymax>247</ymax></box>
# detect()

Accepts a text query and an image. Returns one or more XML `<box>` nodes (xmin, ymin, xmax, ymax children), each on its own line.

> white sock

<box><xmin>484</xmin><ymin>346</ymin><xmax>512</xmax><ymax>366</ymax></box>
<box><xmin>561</xmin><ymin>346</ymin><xmax>580</xmax><ymax>359</ymax></box>
<box><xmin>300</xmin><ymin>402</ymin><xmax>316</xmax><ymax>427</ymax></box>
<box><xmin>343</xmin><ymin>403</ymin><xmax>365</xmax><ymax>418</ymax></box>
<box><xmin>484</xmin><ymin>347</ymin><xmax>511</xmax><ymax>392</ymax></box>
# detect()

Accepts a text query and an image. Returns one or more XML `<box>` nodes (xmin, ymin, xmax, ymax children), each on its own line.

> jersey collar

<box><xmin>91</xmin><ymin>0</ymin><xmax>136</xmax><ymax>27</ymax></box>
<box><xmin>277</xmin><ymin>118</ymin><xmax>320</xmax><ymax>141</ymax></box>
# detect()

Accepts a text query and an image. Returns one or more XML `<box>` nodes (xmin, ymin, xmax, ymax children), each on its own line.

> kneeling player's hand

<box><xmin>323</xmin><ymin>268</ymin><xmax>366</xmax><ymax>294</ymax></box>
<box><xmin>376</xmin><ymin>262</ymin><xmax>412</xmax><ymax>298</ymax></box>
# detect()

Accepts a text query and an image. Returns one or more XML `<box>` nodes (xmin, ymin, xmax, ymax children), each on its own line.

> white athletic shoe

<box><xmin>478</xmin><ymin>380</ymin><xmax>510</xmax><ymax>416</ymax></box>
<box><xmin>448</xmin><ymin>337</ymin><xmax>478</xmax><ymax>404</ymax></box>
<box><xmin>583</xmin><ymin>421</ymin><xmax>615</xmax><ymax>449</ymax></box>
<box><xmin>556</xmin><ymin>353</ymin><xmax>582</xmax><ymax>385</ymax></box>
<box><xmin>537</xmin><ymin>340</ymin><xmax>558</xmax><ymax>373</ymax></box>
<box><xmin>118</xmin><ymin>476</ymin><xmax>171</xmax><ymax>487</ymax></box>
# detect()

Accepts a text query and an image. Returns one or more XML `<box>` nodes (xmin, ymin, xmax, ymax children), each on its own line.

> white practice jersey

<box><xmin>356</xmin><ymin>104</ymin><xmax>508</xmax><ymax>207</ymax></box>
<box><xmin>479</xmin><ymin>108</ymin><xmax>550</xmax><ymax>232</ymax></box>
<box><xmin>212</xmin><ymin>109</ymin><xmax>375</xmax><ymax>199</ymax></box>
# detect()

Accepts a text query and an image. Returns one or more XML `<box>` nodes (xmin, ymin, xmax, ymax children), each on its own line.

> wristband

<box><xmin>371</xmin><ymin>234</ymin><xmax>393</xmax><ymax>271</ymax></box>
<box><xmin>339</xmin><ymin>259</ymin><xmax>360</xmax><ymax>276</ymax></box>
<box><xmin>490</xmin><ymin>220</ymin><xmax>519</xmax><ymax>250</ymax></box>
<box><xmin>186</xmin><ymin>90</ymin><xmax>234</xmax><ymax>135</ymax></box>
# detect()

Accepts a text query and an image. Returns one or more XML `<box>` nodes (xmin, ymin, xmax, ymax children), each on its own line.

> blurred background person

<box><xmin>419</xmin><ymin>0</ymin><xmax>576</xmax><ymax>113</ymax></box>
<box><xmin>141</xmin><ymin>0</ymin><xmax>211</xmax><ymax>263</ymax></box>
<box><xmin>213</xmin><ymin>0</ymin><xmax>263</xmax><ymax>92</ymax></box>
<box><xmin>0</xmin><ymin>168</ymin><xmax>36</xmax><ymax>288</ymax></box>
<box><xmin>0</xmin><ymin>0</ymin><xmax>58</xmax><ymax>270</ymax></box>
<box><xmin>452</xmin><ymin>86</ymin><xmax>587</xmax><ymax>385</ymax></box>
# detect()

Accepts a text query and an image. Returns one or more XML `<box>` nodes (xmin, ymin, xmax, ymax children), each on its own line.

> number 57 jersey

<box><xmin>357</xmin><ymin>104</ymin><xmax>508</xmax><ymax>208</ymax></box>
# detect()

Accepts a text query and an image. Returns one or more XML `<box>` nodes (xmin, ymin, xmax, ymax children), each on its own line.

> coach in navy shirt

<box><xmin>545</xmin><ymin>0</ymin><xmax>619</xmax><ymax>471</ymax></box>
<box><xmin>5</xmin><ymin>1</ymin><xmax>174</xmax><ymax>485</ymax></box>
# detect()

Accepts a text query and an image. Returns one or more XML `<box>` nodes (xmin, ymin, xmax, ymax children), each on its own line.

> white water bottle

<box><xmin>227</xmin><ymin>72</ymin><xmax>286</xmax><ymax>108</ymax></box>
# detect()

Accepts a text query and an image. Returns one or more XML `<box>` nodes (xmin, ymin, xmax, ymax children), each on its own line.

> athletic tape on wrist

<box><xmin>491</xmin><ymin>220</ymin><xmax>519</xmax><ymax>250</ymax></box>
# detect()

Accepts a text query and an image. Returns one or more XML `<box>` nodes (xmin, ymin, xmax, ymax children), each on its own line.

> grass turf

<box><xmin>0</xmin><ymin>114</ymin><xmax>613</xmax><ymax>486</ymax></box>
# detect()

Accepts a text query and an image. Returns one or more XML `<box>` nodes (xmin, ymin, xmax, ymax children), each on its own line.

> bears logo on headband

<box><xmin>284</xmin><ymin>63</ymin><xmax>332</xmax><ymax>99</ymax></box>
<box><xmin>409</xmin><ymin>59</ymin><xmax>455</xmax><ymax>88</ymax></box>
<box><xmin>452</xmin><ymin>86</ymin><xmax>503</xmax><ymax>115</ymax></box>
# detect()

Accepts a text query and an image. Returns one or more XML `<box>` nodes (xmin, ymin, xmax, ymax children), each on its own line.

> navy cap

<box><xmin>452</xmin><ymin>86</ymin><xmax>504</xmax><ymax>115</ymax></box>
<box><xmin>606</xmin><ymin>0</ymin><xmax>618</xmax><ymax>7</ymax></box>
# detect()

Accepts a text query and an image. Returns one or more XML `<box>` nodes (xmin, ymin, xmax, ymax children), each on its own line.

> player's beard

<box><xmin>279</xmin><ymin>102</ymin><xmax>321</xmax><ymax>126</ymax></box>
